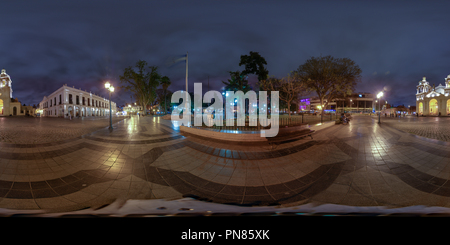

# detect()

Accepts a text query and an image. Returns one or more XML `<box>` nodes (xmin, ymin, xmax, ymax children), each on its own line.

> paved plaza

<box><xmin>0</xmin><ymin>116</ymin><xmax>127</xmax><ymax>144</ymax></box>
<box><xmin>379</xmin><ymin>116</ymin><xmax>450</xmax><ymax>142</ymax></box>
<box><xmin>0</xmin><ymin>114</ymin><xmax>450</xmax><ymax>215</ymax></box>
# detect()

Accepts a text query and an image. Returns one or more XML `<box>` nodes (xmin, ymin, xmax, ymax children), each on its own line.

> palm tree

<box><xmin>160</xmin><ymin>76</ymin><xmax>171</xmax><ymax>114</ymax></box>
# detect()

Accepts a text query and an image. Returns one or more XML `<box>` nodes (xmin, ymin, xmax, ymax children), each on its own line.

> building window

<box><xmin>83</xmin><ymin>97</ymin><xmax>85</xmax><ymax>105</ymax></box>
<box><xmin>69</xmin><ymin>94</ymin><xmax>73</xmax><ymax>104</ymax></box>
<box><xmin>76</xmin><ymin>95</ymin><xmax>80</xmax><ymax>105</ymax></box>
<box><xmin>88</xmin><ymin>98</ymin><xmax>90</xmax><ymax>106</ymax></box>
<box><xmin>59</xmin><ymin>94</ymin><xmax>62</xmax><ymax>104</ymax></box>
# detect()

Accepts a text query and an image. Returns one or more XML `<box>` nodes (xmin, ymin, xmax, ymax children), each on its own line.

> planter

<box><xmin>267</xmin><ymin>124</ymin><xmax>309</xmax><ymax>137</ymax></box>
<box><xmin>179</xmin><ymin>126</ymin><xmax>268</xmax><ymax>143</ymax></box>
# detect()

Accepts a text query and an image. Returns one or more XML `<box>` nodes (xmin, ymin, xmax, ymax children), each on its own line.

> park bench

<box><xmin>265</xmin><ymin>127</ymin><xmax>315</xmax><ymax>149</ymax></box>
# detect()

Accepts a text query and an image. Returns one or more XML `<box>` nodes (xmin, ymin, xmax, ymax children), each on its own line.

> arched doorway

<box><xmin>447</xmin><ymin>99</ymin><xmax>450</xmax><ymax>116</ymax></box>
<box><xmin>13</xmin><ymin>107</ymin><xmax>17</xmax><ymax>115</ymax></box>
<box><xmin>68</xmin><ymin>106</ymin><xmax>73</xmax><ymax>117</ymax></box>
<box><xmin>419</xmin><ymin>102</ymin><xmax>423</xmax><ymax>115</ymax></box>
<box><xmin>429</xmin><ymin>99</ymin><xmax>438</xmax><ymax>115</ymax></box>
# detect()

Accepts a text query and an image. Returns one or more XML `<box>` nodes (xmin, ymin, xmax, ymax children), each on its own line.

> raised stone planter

<box><xmin>180</xmin><ymin>123</ymin><xmax>310</xmax><ymax>143</ymax></box>
<box><xmin>268</xmin><ymin>124</ymin><xmax>309</xmax><ymax>136</ymax></box>
<box><xmin>180</xmin><ymin>126</ymin><xmax>268</xmax><ymax>142</ymax></box>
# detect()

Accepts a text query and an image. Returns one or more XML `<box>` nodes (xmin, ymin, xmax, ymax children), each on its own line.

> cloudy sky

<box><xmin>2</xmin><ymin>0</ymin><xmax>450</xmax><ymax>107</ymax></box>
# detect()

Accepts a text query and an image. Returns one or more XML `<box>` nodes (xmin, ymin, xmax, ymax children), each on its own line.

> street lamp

<box><xmin>105</xmin><ymin>81</ymin><xmax>114</xmax><ymax>129</ymax></box>
<box><xmin>375</xmin><ymin>100</ymin><xmax>378</xmax><ymax>115</ymax></box>
<box><xmin>377</xmin><ymin>91</ymin><xmax>384</xmax><ymax>124</ymax></box>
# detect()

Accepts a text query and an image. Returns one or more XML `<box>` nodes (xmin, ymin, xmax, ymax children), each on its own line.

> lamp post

<box><xmin>349</xmin><ymin>99</ymin><xmax>352</xmax><ymax>113</ymax></box>
<box><xmin>377</xmin><ymin>91</ymin><xmax>384</xmax><ymax>124</ymax></box>
<box><xmin>105</xmin><ymin>81</ymin><xmax>114</xmax><ymax>129</ymax></box>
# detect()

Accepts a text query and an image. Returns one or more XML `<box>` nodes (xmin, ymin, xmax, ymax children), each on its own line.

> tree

<box><xmin>259</xmin><ymin>73</ymin><xmax>311</xmax><ymax>120</ymax></box>
<box><xmin>239</xmin><ymin>51</ymin><xmax>269</xmax><ymax>82</ymax></box>
<box><xmin>160</xmin><ymin>76</ymin><xmax>171</xmax><ymax>114</ymax></box>
<box><xmin>119</xmin><ymin>60</ymin><xmax>162</xmax><ymax>116</ymax></box>
<box><xmin>156</xmin><ymin>89</ymin><xmax>173</xmax><ymax>113</ymax></box>
<box><xmin>222</xmin><ymin>71</ymin><xmax>250</xmax><ymax>93</ymax></box>
<box><xmin>295</xmin><ymin>55</ymin><xmax>362</xmax><ymax>122</ymax></box>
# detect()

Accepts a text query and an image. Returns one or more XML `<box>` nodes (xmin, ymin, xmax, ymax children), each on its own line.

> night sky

<box><xmin>2</xmin><ymin>0</ymin><xmax>450</xmax><ymax>108</ymax></box>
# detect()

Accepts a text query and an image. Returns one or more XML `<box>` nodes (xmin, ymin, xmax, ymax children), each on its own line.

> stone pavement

<box><xmin>378</xmin><ymin>115</ymin><xmax>450</xmax><ymax>142</ymax></box>
<box><xmin>0</xmin><ymin>116</ymin><xmax>127</xmax><ymax>144</ymax></box>
<box><xmin>0</xmin><ymin>114</ymin><xmax>450</xmax><ymax>214</ymax></box>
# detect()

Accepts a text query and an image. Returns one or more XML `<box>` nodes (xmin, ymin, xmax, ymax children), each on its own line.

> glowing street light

<box><xmin>377</xmin><ymin>91</ymin><xmax>384</xmax><ymax>124</ymax></box>
<box><xmin>105</xmin><ymin>81</ymin><xmax>114</xmax><ymax>129</ymax></box>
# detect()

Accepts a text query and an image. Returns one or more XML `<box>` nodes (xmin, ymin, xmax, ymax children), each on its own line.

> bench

<box><xmin>265</xmin><ymin>128</ymin><xmax>315</xmax><ymax>149</ymax></box>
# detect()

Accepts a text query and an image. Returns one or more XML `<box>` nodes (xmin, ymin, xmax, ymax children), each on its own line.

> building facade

<box><xmin>39</xmin><ymin>84</ymin><xmax>116</xmax><ymax>118</ymax></box>
<box><xmin>300</xmin><ymin>92</ymin><xmax>375</xmax><ymax>114</ymax></box>
<box><xmin>416</xmin><ymin>76</ymin><xmax>450</xmax><ymax>116</ymax></box>
<box><xmin>335</xmin><ymin>92</ymin><xmax>375</xmax><ymax>114</ymax></box>
<box><xmin>0</xmin><ymin>69</ymin><xmax>36</xmax><ymax>116</ymax></box>
<box><xmin>123</xmin><ymin>103</ymin><xmax>143</xmax><ymax>115</ymax></box>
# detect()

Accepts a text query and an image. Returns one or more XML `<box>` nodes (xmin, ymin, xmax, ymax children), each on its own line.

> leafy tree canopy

<box><xmin>222</xmin><ymin>70</ymin><xmax>251</xmax><ymax>93</ymax></box>
<box><xmin>239</xmin><ymin>51</ymin><xmax>269</xmax><ymax>82</ymax></box>
<box><xmin>259</xmin><ymin>73</ymin><xmax>311</xmax><ymax>118</ymax></box>
<box><xmin>294</xmin><ymin>55</ymin><xmax>362</xmax><ymax>115</ymax></box>
<box><xmin>119</xmin><ymin>60</ymin><xmax>162</xmax><ymax>116</ymax></box>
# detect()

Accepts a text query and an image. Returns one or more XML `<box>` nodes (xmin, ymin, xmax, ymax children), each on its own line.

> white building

<box><xmin>38</xmin><ymin>84</ymin><xmax>116</xmax><ymax>118</ymax></box>
<box><xmin>416</xmin><ymin>76</ymin><xmax>450</xmax><ymax>116</ymax></box>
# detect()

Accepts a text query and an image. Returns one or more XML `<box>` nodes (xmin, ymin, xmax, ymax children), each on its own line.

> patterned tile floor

<box><xmin>0</xmin><ymin>114</ymin><xmax>450</xmax><ymax>213</ymax></box>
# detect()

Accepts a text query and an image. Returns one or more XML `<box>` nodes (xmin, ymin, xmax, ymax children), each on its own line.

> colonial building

<box><xmin>415</xmin><ymin>76</ymin><xmax>450</xmax><ymax>116</ymax></box>
<box><xmin>0</xmin><ymin>69</ymin><xmax>36</xmax><ymax>116</ymax></box>
<box><xmin>39</xmin><ymin>84</ymin><xmax>116</xmax><ymax>118</ymax></box>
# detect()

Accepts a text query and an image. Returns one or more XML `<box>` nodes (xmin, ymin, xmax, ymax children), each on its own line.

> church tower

<box><xmin>0</xmin><ymin>69</ymin><xmax>13</xmax><ymax>115</ymax></box>
<box><xmin>416</xmin><ymin>76</ymin><xmax>431</xmax><ymax>95</ymax></box>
